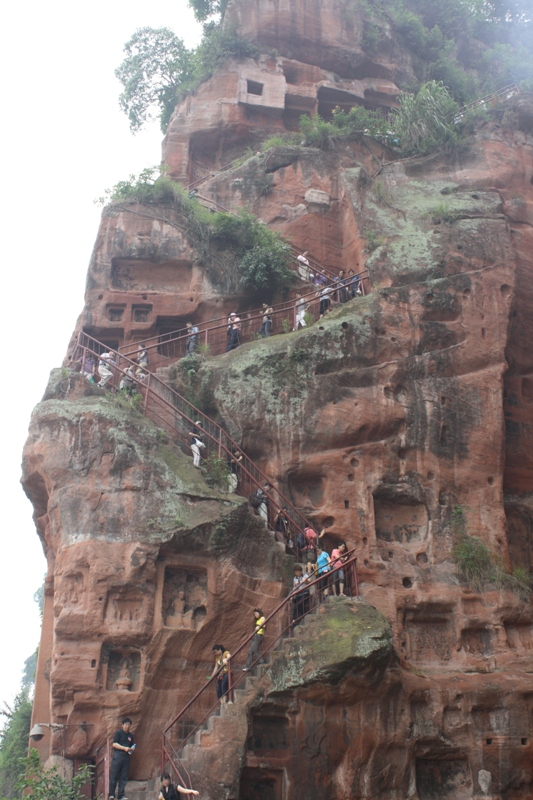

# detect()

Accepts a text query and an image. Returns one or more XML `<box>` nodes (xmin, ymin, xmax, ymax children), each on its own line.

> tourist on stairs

<box><xmin>290</xmin><ymin>565</ymin><xmax>311</xmax><ymax>625</ymax></box>
<box><xmin>243</xmin><ymin>609</ymin><xmax>266</xmax><ymax>670</ymax></box>
<box><xmin>159</xmin><ymin>773</ymin><xmax>199</xmax><ymax>800</ymax></box>
<box><xmin>330</xmin><ymin>541</ymin><xmax>348</xmax><ymax>596</ymax></box>
<box><xmin>226</xmin><ymin>312</ymin><xmax>241</xmax><ymax>351</ymax></box>
<box><xmin>186</xmin><ymin>321</ymin><xmax>199</xmax><ymax>354</ymax></box>
<box><xmin>97</xmin><ymin>350</ymin><xmax>115</xmax><ymax>388</ymax></box>
<box><xmin>189</xmin><ymin>422</ymin><xmax>205</xmax><ymax>468</ymax></box>
<box><xmin>294</xmin><ymin>292</ymin><xmax>308</xmax><ymax>330</ymax></box>
<box><xmin>316</xmin><ymin>546</ymin><xmax>332</xmax><ymax>599</ymax></box>
<box><xmin>259</xmin><ymin>304</ymin><xmax>273</xmax><ymax>337</ymax></box>
<box><xmin>211</xmin><ymin>644</ymin><xmax>232</xmax><ymax>703</ymax></box>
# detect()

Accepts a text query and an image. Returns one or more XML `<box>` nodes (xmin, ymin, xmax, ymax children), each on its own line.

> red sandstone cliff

<box><xmin>21</xmin><ymin>4</ymin><xmax>533</xmax><ymax>798</ymax></box>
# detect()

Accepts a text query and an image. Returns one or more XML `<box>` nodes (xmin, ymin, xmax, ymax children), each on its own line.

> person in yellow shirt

<box><xmin>243</xmin><ymin>609</ymin><xmax>266</xmax><ymax>671</ymax></box>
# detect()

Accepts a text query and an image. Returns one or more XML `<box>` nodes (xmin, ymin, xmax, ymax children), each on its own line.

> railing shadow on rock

<box><xmin>161</xmin><ymin>551</ymin><xmax>359</xmax><ymax>787</ymax></box>
<box><xmin>72</xmin><ymin>332</ymin><xmax>309</xmax><ymax>556</ymax></box>
<box><xmin>118</xmin><ymin>270</ymin><xmax>369</xmax><ymax>372</ymax></box>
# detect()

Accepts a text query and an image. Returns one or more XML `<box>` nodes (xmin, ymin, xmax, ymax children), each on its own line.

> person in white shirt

<box><xmin>294</xmin><ymin>292</ymin><xmax>308</xmax><ymax>330</ymax></box>
<box><xmin>97</xmin><ymin>350</ymin><xmax>115</xmax><ymax>388</ymax></box>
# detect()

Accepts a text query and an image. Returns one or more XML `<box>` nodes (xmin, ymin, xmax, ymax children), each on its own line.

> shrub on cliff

<box><xmin>392</xmin><ymin>81</ymin><xmax>458</xmax><ymax>154</ymax></box>
<box><xmin>98</xmin><ymin>170</ymin><xmax>292</xmax><ymax>298</ymax></box>
<box><xmin>299</xmin><ymin>82</ymin><xmax>457</xmax><ymax>155</ymax></box>
<box><xmin>452</xmin><ymin>507</ymin><xmax>532</xmax><ymax>601</ymax></box>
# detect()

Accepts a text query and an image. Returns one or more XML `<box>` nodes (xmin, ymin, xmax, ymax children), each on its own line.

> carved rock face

<box><xmin>22</xmin><ymin>374</ymin><xmax>292</xmax><ymax>768</ymax></box>
<box><xmin>23</xmin><ymin>47</ymin><xmax>533</xmax><ymax>798</ymax></box>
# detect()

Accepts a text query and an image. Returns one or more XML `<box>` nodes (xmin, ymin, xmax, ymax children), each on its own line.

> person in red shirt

<box><xmin>303</xmin><ymin>524</ymin><xmax>317</xmax><ymax>569</ymax></box>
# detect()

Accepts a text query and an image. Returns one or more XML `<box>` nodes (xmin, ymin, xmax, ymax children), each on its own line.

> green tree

<box><xmin>115</xmin><ymin>27</ymin><xmax>193</xmax><ymax>133</ymax></box>
<box><xmin>188</xmin><ymin>0</ymin><xmax>229</xmax><ymax>22</ymax></box>
<box><xmin>21</xmin><ymin>650</ymin><xmax>38</xmax><ymax>693</ymax></box>
<box><xmin>16</xmin><ymin>749</ymin><xmax>92</xmax><ymax>800</ymax></box>
<box><xmin>0</xmin><ymin>690</ymin><xmax>32</xmax><ymax>799</ymax></box>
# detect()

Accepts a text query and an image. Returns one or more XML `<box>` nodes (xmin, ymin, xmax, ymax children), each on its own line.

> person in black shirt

<box><xmin>159</xmin><ymin>772</ymin><xmax>199</xmax><ymax>800</ymax></box>
<box><xmin>109</xmin><ymin>717</ymin><xmax>135</xmax><ymax>800</ymax></box>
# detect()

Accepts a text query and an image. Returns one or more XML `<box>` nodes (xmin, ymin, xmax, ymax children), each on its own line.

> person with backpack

<box><xmin>250</xmin><ymin>483</ymin><xmax>270</xmax><ymax>524</ymax></box>
<box><xmin>302</xmin><ymin>523</ymin><xmax>317</xmax><ymax>568</ymax></box>
<box><xmin>274</xmin><ymin>508</ymin><xmax>290</xmax><ymax>546</ymax></box>
<box><xmin>243</xmin><ymin>609</ymin><xmax>266</xmax><ymax>670</ymax></box>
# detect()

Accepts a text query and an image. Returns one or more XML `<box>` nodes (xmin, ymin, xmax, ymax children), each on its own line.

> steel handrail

<box><xmin>454</xmin><ymin>83</ymin><xmax>520</xmax><ymax>123</ymax></box>
<box><xmin>72</xmin><ymin>333</ymin><xmax>309</xmax><ymax>552</ymax></box>
<box><xmin>119</xmin><ymin>270</ymin><xmax>369</xmax><ymax>365</ymax></box>
<box><xmin>119</xmin><ymin>283</ymin><xmax>322</xmax><ymax>358</ymax></box>
<box><xmin>162</xmin><ymin>551</ymin><xmax>358</xmax><ymax>769</ymax></box>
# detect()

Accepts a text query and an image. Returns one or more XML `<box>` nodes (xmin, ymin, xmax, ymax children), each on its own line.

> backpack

<box><xmin>296</xmin><ymin>532</ymin><xmax>306</xmax><ymax>551</ymax></box>
<box><xmin>250</xmin><ymin>490</ymin><xmax>263</xmax><ymax>508</ymax></box>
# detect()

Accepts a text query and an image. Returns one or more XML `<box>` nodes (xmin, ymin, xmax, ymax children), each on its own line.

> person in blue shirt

<box><xmin>316</xmin><ymin>546</ymin><xmax>331</xmax><ymax>598</ymax></box>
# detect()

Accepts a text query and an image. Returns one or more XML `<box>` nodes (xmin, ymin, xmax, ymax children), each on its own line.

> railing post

<box><xmin>218</xmin><ymin>428</ymin><xmax>222</xmax><ymax>459</ymax></box>
<box><xmin>144</xmin><ymin>372</ymin><xmax>151</xmax><ymax>413</ymax></box>
<box><xmin>81</xmin><ymin>346</ymin><xmax>88</xmax><ymax>377</ymax></box>
<box><xmin>104</xmin><ymin>737</ymin><xmax>110</xmax><ymax>800</ymax></box>
<box><xmin>353</xmin><ymin>558</ymin><xmax>359</xmax><ymax>597</ymax></box>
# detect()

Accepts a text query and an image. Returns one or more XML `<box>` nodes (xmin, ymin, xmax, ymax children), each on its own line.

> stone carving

<box><xmin>164</xmin><ymin>568</ymin><xmax>207</xmax><ymax>630</ymax></box>
<box><xmin>109</xmin><ymin>595</ymin><xmax>144</xmax><ymax>622</ymax></box>
<box><xmin>106</xmin><ymin>650</ymin><xmax>141</xmax><ymax>692</ymax></box>
<box><xmin>57</xmin><ymin>572</ymin><xmax>86</xmax><ymax>611</ymax></box>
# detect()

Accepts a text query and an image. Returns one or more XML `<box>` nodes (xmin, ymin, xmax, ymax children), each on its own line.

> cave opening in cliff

<box><xmin>415</xmin><ymin>756</ymin><xmax>472</xmax><ymax>799</ymax></box>
<box><xmin>240</xmin><ymin>768</ymin><xmax>283</xmax><ymax>800</ymax></box>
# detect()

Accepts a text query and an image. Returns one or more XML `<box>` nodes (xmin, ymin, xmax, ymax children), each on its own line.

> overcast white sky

<box><xmin>0</xmin><ymin>0</ymin><xmax>202</xmax><ymax>714</ymax></box>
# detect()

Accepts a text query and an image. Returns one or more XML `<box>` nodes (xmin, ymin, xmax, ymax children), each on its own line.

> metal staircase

<box><xmin>72</xmin><ymin>332</ymin><xmax>309</xmax><ymax>553</ymax></box>
<box><xmin>161</xmin><ymin>552</ymin><xmax>359</xmax><ymax>787</ymax></box>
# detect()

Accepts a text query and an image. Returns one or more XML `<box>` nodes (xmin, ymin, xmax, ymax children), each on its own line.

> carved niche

<box><xmin>106</xmin><ymin>593</ymin><xmax>145</xmax><ymax>623</ymax></box>
<box><xmin>56</xmin><ymin>571</ymin><xmax>87</xmax><ymax>615</ymax></box>
<box><xmin>163</xmin><ymin>567</ymin><xmax>208</xmax><ymax>631</ymax></box>
<box><xmin>105</xmin><ymin>649</ymin><xmax>141</xmax><ymax>692</ymax></box>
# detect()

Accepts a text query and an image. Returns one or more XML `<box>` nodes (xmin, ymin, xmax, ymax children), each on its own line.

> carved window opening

<box><xmin>107</xmin><ymin>305</ymin><xmax>125</xmax><ymax>322</ymax></box>
<box><xmin>132</xmin><ymin>304</ymin><xmax>152</xmax><ymax>323</ymax></box>
<box><xmin>163</xmin><ymin>566</ymin><xmax>208</xmax><ymax>630</ymax></box>
<box><xmin>247</xmin><ymin>80</ymin><xmax>264</xmax><ymax>96</ymax></box>
<box><xmin>249</xmin><ymin>709</ymin><xmax>289</xmax><ymax>753</ymax></box>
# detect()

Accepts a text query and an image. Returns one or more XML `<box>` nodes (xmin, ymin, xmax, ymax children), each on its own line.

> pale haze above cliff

<box><xmin>0</xmin><ymin>0</ymin><xmax>201</xmax><ymax>710</ymax></box>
